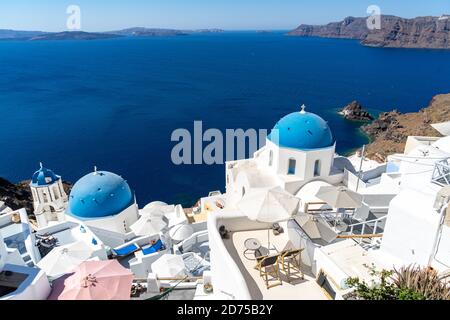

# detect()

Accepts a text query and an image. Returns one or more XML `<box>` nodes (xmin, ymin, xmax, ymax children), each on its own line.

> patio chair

<box><xmin>278</xmin><ymin>249</ymin><xmax>304</xmax><ymax>280</ymax></box>
<box><xmin>254</xmin><ymin>254</ymin><xmax>282</xmax><ymax>289</ymax></box>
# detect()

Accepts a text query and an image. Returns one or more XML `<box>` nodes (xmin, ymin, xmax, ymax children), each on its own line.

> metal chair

<box><xmin>254</xmin><ymin>254</ymin><xmax>283</xmax><ymax>289</ymax></box>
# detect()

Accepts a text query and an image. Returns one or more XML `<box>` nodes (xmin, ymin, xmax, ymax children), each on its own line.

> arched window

<box><xmin>314</xmin><ymin>160</ymin><xmax>321</xmax><ymax>177</ymax></box>
<box><xmin>288</xmin><ymin>158</ymin><xmax>296</xmax><ymax>175</ymax></box>
<box><xmin>269</xmin><ymin>150</ymin><xmax>273</xmax><ymax>166</ymax></box>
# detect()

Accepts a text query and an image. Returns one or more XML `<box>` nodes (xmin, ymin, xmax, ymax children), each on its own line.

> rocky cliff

<box><xmin>288</xmin><ymin>15</ymin><xmax>450</xmax><ymax>49</ymax></box>
<box><xmin>362</xmin><ymin>93</ymin><xmax>450</xmax><ymax>161</ymax></box>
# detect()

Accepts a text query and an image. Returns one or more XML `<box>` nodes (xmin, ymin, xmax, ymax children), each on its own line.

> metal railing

<box><xmin>345</xmin><ymin>215</ymin><xmax>387</xmax><ymax>246</ymax></box>
<box><xmin>432</xmin><ymin>158</ymin><xmax>450</xmax><ymax>186</ymax></box>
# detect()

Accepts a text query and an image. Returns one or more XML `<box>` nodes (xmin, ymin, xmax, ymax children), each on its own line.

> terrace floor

<box><xmin>224</xmin><ymin>229</ymin><xmax>328</xmax><ymax>300</ymax></box>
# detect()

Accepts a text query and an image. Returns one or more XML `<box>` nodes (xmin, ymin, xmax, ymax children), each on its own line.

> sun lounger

<box><xmin>141</xmin><ymin>239</ymin><xmax>164</xmax><ymax>255</ymax></box>
<box><xmin>112</xmin><ymin>243</ymin><xmax>140</xmax><ymax>257</ymax></box>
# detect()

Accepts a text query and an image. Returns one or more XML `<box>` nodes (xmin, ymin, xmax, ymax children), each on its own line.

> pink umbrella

<box><xmin>48</xmin><ymin>260</ymin><xmax>133</xmax><ymax>300</ymax></box>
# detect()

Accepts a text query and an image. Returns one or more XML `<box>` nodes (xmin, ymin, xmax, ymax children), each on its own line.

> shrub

<box><xmin>346</xmin><ymin>264</ymin><xmax>449</xmax><ymax>300</ymax></box>
<box><xmin>392</xmin><ymin>265</ymin><xmax>449</xmax><ymax>300</ymax></box>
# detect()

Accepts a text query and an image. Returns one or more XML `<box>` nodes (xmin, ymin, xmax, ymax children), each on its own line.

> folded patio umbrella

<box><xmin>294</xmin><ymin>215</ymin><xmax>337</xmax><ymax>244</ymax></box>
<box><xmin>48</xmin><ymin>260</ymin><xmax>133</xmax><ymax>300</ymax></box>
<box><xmin>237</xmin><ymin>186</ymin><xmax>300</xmax><ymax>223</ymax></box>
<box><xmin>151</xmin><ymin>254</ymin><xmax>186</xmax><ymax>278</ymax></box>
<box><xmin>130</xmin><ymin>215</ymin><xmax>168</xmax><ymax>236</ymax></box>
<box><xmin>315</xmin><ymin>186</ymin><xmax>363</xmax><ymax>209</ymax></box>
<box><xmin>37</xmin><ymin>241</ymin><xmax>94</xmax><ymax>279</ymax></box>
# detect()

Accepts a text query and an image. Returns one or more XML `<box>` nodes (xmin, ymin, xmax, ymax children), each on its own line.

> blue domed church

<box><xmin>265</xmin><ymin>105</ymin><xmax>335</xmax><ymax>180</ymax></box>
<box><xmin>225</xmin><ymin>105</ymin><xmax>340</xmax><ymax>207</ymax></box>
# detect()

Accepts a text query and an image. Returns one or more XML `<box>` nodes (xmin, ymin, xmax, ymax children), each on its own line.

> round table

<box><xmin>244</xmin><ymin>238</ymin><xmax>262</xmax><ymax>260</ymax></box>
<box><xmin>244</xmin><ymin>238</ymin><xmax>261</xmax><ymax>250</ymax></box>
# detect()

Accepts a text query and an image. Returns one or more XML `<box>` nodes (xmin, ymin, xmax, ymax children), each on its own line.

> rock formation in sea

<box><xmin>362</xmin><ymin>93</ymin><xmax>450</xmax><ymax>162</ymax></box>
<box><xmin>340</xmin><ymin>101</ymin><xmax>374</xmax><ymax>121</ymax></box>
<box><xmin>288</xmin><ymin>15</ymin><xmax>450</xmax><ymax>49</ymax></box>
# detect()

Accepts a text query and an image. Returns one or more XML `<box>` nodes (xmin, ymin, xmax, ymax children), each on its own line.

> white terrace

<box><xmin>208</xmin><ymin>211</ymin><xmax>330</xmax><ymax>300</ymax></box>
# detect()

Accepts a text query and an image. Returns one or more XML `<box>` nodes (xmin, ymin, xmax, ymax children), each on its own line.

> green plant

<box><xmin>391</xmin><ymin>265</ymin><xmax>449</xmax><ymax>300</ymax></box>
<box><xmin>345</xmin><ymin>264</ymin><xmax>449</xmax><ymax>300</ymax></box>
<box><xmin>346</xmin><ymin>267</ymin><xmax>398</xmax><ymax>300</ymax></box>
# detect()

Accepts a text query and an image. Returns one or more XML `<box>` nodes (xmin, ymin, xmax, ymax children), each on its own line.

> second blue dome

<box><xmin>68</xmin><ymin>171</ymin><xmax>134</xmax><ymax>219</ymax></box>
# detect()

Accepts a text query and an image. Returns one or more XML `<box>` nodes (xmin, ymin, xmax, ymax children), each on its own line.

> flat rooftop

<box><xmin>223</xmin><ymin>228</ymin><xmax>328</xmax><ymax>300</ymax></box>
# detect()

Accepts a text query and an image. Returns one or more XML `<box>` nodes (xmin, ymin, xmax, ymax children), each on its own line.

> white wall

<box><xmin>207</xmin><ymin>211</ymin><xmax>254</xmax><ymax>300</ymax></box>
<box><xmin>0</xmin><ymin>265</ymin><xmax>51</xmax><ymax>300</ymax></box>
<box><xmin>82</xmin><ymin>203</ymin><xmax>139</xmax><ymax>234</ymax></box>
<box><xmin>0</xmin><ymin>230</ymin><xmax>6</xmax><ymax>270</ymax></box>
<box><xmin>433</xmin><ymin>225</ymin><xmax>450</xmax><ymax>270</ymax></box>
<box><xmin>380</xmin><ymin>189</ymin><xmax>443</xmax><ymax>268</ymax></box>
<box><xmin>265</xmin><ymin>139</ymin><xmax>335</xmax><ymax>180</ymax></box>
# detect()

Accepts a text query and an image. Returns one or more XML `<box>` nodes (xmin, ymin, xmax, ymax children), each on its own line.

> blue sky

<box><xmin>1</xmin><ymin>0</ymin><xmax>449</xmax><ymax>31</ymax></box>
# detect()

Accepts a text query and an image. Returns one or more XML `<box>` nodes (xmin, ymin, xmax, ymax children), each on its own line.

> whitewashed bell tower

<box><xmin>29</xmin><ymin>163</ymin><xmax>68</xmax><ymax>228</ymax></box>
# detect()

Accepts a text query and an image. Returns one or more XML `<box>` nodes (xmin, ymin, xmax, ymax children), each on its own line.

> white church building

<box><xmin>225</xmin><ymin>105</ymin><xmax>350</xmax><ymax>207</ymax></box>
<box><xmin>29</xmin><ymin>166</ymin><xmax>141</xmax><ymax>248</ymax></box>
<box><xmin>66</xmin><ymin>169</ymin><xmax>140</xmax><ymax>235</ymax></box>
<box><xmin>30</xmin><ymin>164</ymin><xmax>68</xmax><ymax>228</ymax></box>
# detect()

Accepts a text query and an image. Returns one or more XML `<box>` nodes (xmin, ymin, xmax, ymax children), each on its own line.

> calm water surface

<box><xmin>1</xmin><ymin>32</ymin><xmax>450</xmax><ymax>206</ymax></box>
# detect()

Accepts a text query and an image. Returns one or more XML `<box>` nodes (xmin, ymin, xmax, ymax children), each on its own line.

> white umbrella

<box><xmin>237</xmin><ymin>186</ymin><xmax>299</xmax><ymax>252</ymax></box>
<box><xmin>140</xmin><ymin>207</ymin><xmax>165</xmax><ymax>218</ymax></box>
<box><xmin>143</xmin><ymin>201</ymin><xmax>168</xmax><ymax>211</ymax></box>
<box><xmin>315</xmin><ymin>186</ymin><xmax>363</xmax><ymax>209</ymax></box>
<box><xmin>169</xmin><ymin>224</ymin><xmax>194</xmax><ymax>242</ymax></box>
<box><xmin>166</xmin><ymin>205</ymin><xmax>188</xmax><ymax>228</ymax></box>
<box><xmin>237</xmin><ymin>186</ymin><xmax>300</xmax><ymax>223</ymax></box>
<box><xmin>151</xmin><ymin>254</ymin><xmax>186</xmax><ymax>278</ymax></box>
<box><xmin>141</xmin><ymin>204</ymin><xmax>175</xmax><ymax>217</ymax></box>
<box><xmin>130</xmin><ymin>216</ymin><xmax>168</xmax><ymax>236</ymax></box>
<box><xmin>37</xmin><ymin>241</ymin><xmax>94</xmax><ymax>279</ymax></box>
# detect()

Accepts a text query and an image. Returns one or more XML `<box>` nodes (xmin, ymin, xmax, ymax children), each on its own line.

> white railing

<box><xmin>345</xmin><ymin>215</ymin><xmax>387</xmax><ymax>246</ymax></box>
<box><xmin>432</xmin><ymin>158</ymin><xmax>450</xmax><ymax>186</ymax></box>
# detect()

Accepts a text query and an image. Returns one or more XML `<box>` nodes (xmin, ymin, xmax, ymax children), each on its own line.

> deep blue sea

<box><xmin>1</xmin><ymin>32</ymin><xmax>450</xmax><ymax>207</ymax></box>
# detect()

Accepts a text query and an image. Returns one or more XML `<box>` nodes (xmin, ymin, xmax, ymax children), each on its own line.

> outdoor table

<box><xmin>244</xmin><ymin>238</ymin><xmax>264</xmax><ymax>260</ymax></box>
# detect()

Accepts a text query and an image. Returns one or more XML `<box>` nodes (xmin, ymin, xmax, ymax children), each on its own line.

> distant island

<box><xmin>0</xmin><ymin>27</ymin><xmax>225</xmax><ymax>41</ymax></box>
<box><xmin>29</xmin><ymin>31</ymin><xmax>121</xmax><ymax>41</ymax></box>
<box><xmin>288</xmin><ymin>15</ymin><xmax>450</xmax><ymax>49</ymax></box>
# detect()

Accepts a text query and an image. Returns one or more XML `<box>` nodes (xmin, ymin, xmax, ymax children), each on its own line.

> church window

<box><xmin>288</xmin><ymin>158</ymin><xmax>296</xmax><ymax>175</ymax></box>
<box><xmin>314</xmin><ymin>160</ymin><xmax>321</xmax><ymax>177</ymax></box>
